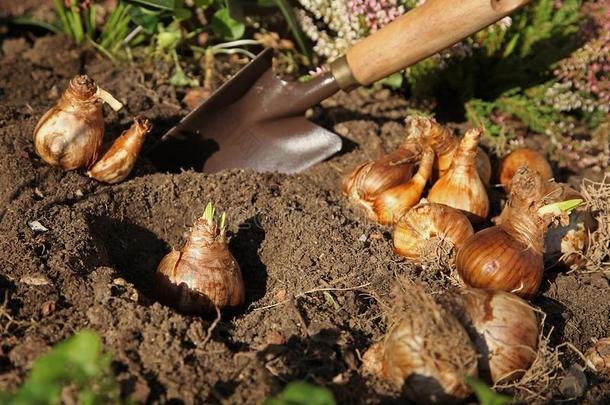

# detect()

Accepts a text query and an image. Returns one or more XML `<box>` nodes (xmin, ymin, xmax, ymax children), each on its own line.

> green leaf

<box><xmin>126</xmin><ymin>0</ymin><xmax>176</xmax><ymax>10</ymax></box>
<box><xmin>211</xmin><ymin>8</ymin><xmax>245</xmax><ymax>41</ymax></box>
<box><xmin>128</xmin><ymin>6</ymin><xmax>160</xmax><ymax>34</ymax></box>
<box><xmin>10</xmin><ymin>17</ymin><xmax>62</xmax><ymax>33</ymax></box>
<box><xmin>195</xmin><ymin>0</ymin><xmax>214</xmax><ymax>8</ymax></box>
<box><xmin>169</xmin><ymin>69</ymin><xmax>200</xmax><ymax>87</ymax></box>
<box><xmin>174</xmin><ymin>7</ymin><xmax>192</xmax><ymax>21</ymax></box>
<box><xmin>263</xmin><ymin>382</ymin><xmax>335</xmax><ymax>405</ymax></box>
<box><xmin>157</xmin><ymin>26</ymin><xmax>182</xmax><ymax>51</ymax></box>
<box><xmin>466</xmin><ymin>376</ymin><xmax>513</xmax><ymax>405</ymax></box>
<box><xmin>3</xmin><ymin>330</ymin><xmax>122</xmax><ymax>405</ymax></box>
<box><xmin>377</xmin><ymin>72</ymin><xmax>404</xmax><ymax>90</ymax></box>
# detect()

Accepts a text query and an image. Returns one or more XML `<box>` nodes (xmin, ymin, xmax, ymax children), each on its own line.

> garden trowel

<box><xmin>153</xmin><ymin>0</ymin><xmax>530</xmax><ymax>174</ymax></box>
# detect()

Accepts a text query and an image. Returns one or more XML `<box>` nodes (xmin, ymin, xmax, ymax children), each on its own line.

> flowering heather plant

<box><xmin>296</xmin><ymin>0</ymin><xmax>407</xmax><ymax>60</ymax></box>
<box><xmin>298</xmin><ymin>0</ymin><xmax>511</xmax><ymax>73</ymax></box>
<box><xmin>545</xmin><ymin>1</ymin><xmax>609</xmax><ymax>113</ymax></box>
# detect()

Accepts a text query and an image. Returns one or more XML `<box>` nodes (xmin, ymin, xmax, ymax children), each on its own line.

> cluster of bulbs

<box><xmin>342</xmin><ymin>116</ymin><xmax>595</xmax><ymax>401</ymax></box>
<box><xmin>33</xmin><ymin>75</ymin><xmax>151</xmax><ymax>184</ymax></box>
<box><xmin>343</xmin><ymin>116</ymin><xmax>592</xmax><ymax>298</ymax></box>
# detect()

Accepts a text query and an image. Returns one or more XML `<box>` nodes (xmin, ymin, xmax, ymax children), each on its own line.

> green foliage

<box><xmin>0</xmin><ymin>330</ymin><xmax>127</xmax><ymax>405</ymax></box>
<box><xmin>466</xmin><ymin>377</ymin><xmax>513</xmax><ymax>405</ymax></box>
<box><xmin>211</xmin><ymin>7</ymin><xmax>245</xmax><ymax>40</ymax></box>
<box><xmin>129</xmin><ymin>0</ymin><xmax>177</xmax><ymax>10</ymax></box>
<box><xmin>405</xmin><ymin>0</ymin><xmax>586</xmax><ymax>140</ymax></box>
<box><xmin>377</xmin><ymin>72</ymin><xmax>404</xmax><ymax>90</ymax></box>
<box><xmin>263</xmin><ymin>382</ymin><xmax>335</xmax><ymax>405</ymax></box>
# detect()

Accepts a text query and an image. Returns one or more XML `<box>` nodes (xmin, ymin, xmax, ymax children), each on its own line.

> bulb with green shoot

<box><xmin>155</xmin><ymin>203</ymin><xmax>245</xmax><ymax>314</ymax></box>
<box><xmin>457</xmin><ymin>167</ymin><xmax>584</xmax><ymax>299</ymax></box>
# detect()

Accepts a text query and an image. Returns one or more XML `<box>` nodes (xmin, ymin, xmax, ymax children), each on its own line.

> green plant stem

<box><xmin>272</xmin><ymin>0</ymin><xmax>311</xmax><ymax>62</ymax></box>
<box><xmin>69</xmin><ymin>0</ymin><xmax>85</xmax><ymax>44</ymax></box>
<box><xmin>52</xmin><ymin>0</ymin><xmax>73</xmax><ymax>39</ymax></box>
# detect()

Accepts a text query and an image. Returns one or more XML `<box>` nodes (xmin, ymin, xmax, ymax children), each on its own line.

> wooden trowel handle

<box><xmin>340</xmin><ymin>0</ymin><xmax>530</xmax><ymax>87</ymax></box>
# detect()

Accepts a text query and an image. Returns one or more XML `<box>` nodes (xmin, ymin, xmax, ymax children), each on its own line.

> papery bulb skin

<box><xmin>457</xmin><ymin>167</ymin><xmax>551</xmax><ymax>298</ymax></box>
<box><xmin>393</xmin><ymin>200</ymin><xmax>474</xmax><ymax>261</ymax></box>
<box><xmin>343</xmin><ymin>145</ymin><xmax>420</xmax><ymax>219</ymax></box>
<box><xmin>155</xmin><ymin>204</ymin><xmax>245</xmax><ymax>314</ymax></box>
<box><xmin>474</xmin><ymin>148</ymin><xmax>492</xmax><ymax>187</ymax></box>
<box><xmin>499</xmin><ymin>147</ymin><xmax>553</xmax><ymax>193</ymax></box>
<box><xmin>405</xmin><ymin>116</ymin><xmax>491</xmax><ymax>185</ymax></box>
<box><xmin>362</xmin><ymin>283</ymin><xmax>478</xmax><ymax>404</ymax></box>
<box><xmin>373</xmin><ymin>148</ymin><xmax>434</xmax><ymax>225</ymax></box>
<box><xmin>87</xmin><ymin>117</ymin><xmax>152</xmax><ymax>184</ymax></box>
<box><xmin>585</xmin><ymin>338</ymin><xmax>610</xmax><ymax>376</ymax></box>
<box><xmin>428</xmin><ymin>128</ymin><xmax>489</xmax><ymax>223</ymax></box>
<box><xmin>33</xmin><ymin>75</ymin><xmax>104</xmax><ymax>170</ymax></box>
<box><xmin>457</xmin><ymin>227</ymin><xmax>543</xmax><ymax>298</ymax></box>
<box><xmin>444</xmin><ymin>288</ymin><xmax>539</xmax><ymax>383</ymax></box>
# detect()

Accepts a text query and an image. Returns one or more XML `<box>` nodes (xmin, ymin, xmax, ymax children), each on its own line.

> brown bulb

<box><xmin>405</xmin><ymin>116</ymin><xmax>491</xmax><ymax>185</ymax></box>
<box><xmin>428</xmin><ymin>128</ymin><xmax>489</xmax><ymax>223</ymax></box>
<box><xmin>373</xmin><ymin>148</ymin><xmax>434</xmax><ymax>225</ymax></box>
<box><xmin>456</xmin><ymin>167</ymin><xmax>552</xmax><ymax>298</ymax></box>
<box><xmin>362</xmin><ymin>282</ymin><xmax>477</xmax><ymax>404</ymax></box>
<box><xmin>444</xmin><ymin>288</ymin><xmax>539</xmax><ymax>383</ymax></box>
<box><xmin>87</xmin><ymin>117</ymin><xmax>152</xmax><ymax>184</ymax></box>
<box><xmin>33</xmin><ymin>75</ymin><xmax>104</xmax><ymax>170</ymax></box>
<box><xmin>585</xmin><ymin>338</ymin><xmax>610</xmax><ymax>376</ymax></box>
<box><xmin>155</xmin><ymin>203</ymin><xmax>245</xmax><ymax>314</ymax></box>
<box><xmin>499</xmin><ymin>147</ymin><xmax>553</xmax><ymax>193</ymax></box>
<box><xmin>343</xmin><ymin>145</ymin><xmax>420</xmax><ymax>219</ymax></box>
<box><xmin>393</xmin><ymin>200</ymin><xmax>474</xmax><ymax>261</ymax></box>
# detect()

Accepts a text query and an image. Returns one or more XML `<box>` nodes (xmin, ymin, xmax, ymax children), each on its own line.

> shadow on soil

<box><xmin>88</xmin><ymin>215</ymin><xmax>169</xmax><ymax>299</ymax></box>
<box><xmin>230</xmin><ymin>215</ymin><xmax>267</xmax><ymax>306</ymax></box>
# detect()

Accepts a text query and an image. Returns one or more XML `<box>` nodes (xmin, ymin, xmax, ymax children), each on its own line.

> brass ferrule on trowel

<box><xmin>329</xmin><ymin>56</ymin><xmax>359</xmax><ymax>91</ymax></box>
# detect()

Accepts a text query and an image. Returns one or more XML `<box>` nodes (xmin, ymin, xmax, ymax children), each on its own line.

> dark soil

<box><xmin>0</xmin><ymin>34</ymin><xmax>609</xmax><ymax>404</ymax></box>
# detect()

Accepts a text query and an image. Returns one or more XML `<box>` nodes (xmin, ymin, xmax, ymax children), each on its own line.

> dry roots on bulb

<box><xmin>87</xmin><ymin>116</ymin><xmax>152</xmax><ymax>184</ymax></box>
<box><xmin>585</xmin><ymin>338</ymin><xmax>610</xmax><ymax>376</ymax></box>
<box><xmin>362</xmin><ymin>282</ymin><xmax>477</xmax><ymax>403</ymax></box>
<box><xmin>393</xmin><ymin>200</ymin><xmax>474</xmax><ymax>261</ymax></box>
<box><xmin>405</xmin><ymin>116</ymin><xmax>491</xmax><ymax>185</ymax></box>
<box><xmin>427</xmin><ymin>128</ymin><xmax>489</xmax><ymax>223</ymax></box>
<box><xmin>499</xmin><ymin>147</ymin><xmax>553</xmax><ymax>193</ymax></box>
<box><xmin>33</xmin><ymin>75</ymin><xmax>123</xmax><ymax>171</ymax></box>
<box><xmin>155</xmin><ymin>203</ymin><xmax>245</xmax><ymax>314</ymax></box>
<box><xmin>442</xmin><ymin>288</ymin><xmax>539</xmax><ymax>384</ymax></box>
<box><xmin>343</xmin><ymin>144</ymin><xmax>421</xmax><ymax>220</ymax></box>
<box><xmin>373</xmin><ymin>148</ymin><xmax>435</xmax><ymax>225</ymax></box>
<box><xmin>456</xmin><ymin>167</ymin><xmax>559</xmax><ymax>298</ymax></box>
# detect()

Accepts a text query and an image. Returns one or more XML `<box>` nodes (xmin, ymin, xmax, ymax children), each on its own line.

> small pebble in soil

<box><xmin>113</xmin><ymin>277</ymin><xmax>127</xmax><ymax>286</ymax></box>
<box><xmin>560</xmin><ymin>364</ymin><xmax>587</xmax><ymax>398</ymax></box>
<box><xmin>19</xmin><ymin>274</ymin><xmax>51</xmax><ymax>286</ymax></box>
<box><xmin>41</xmin><ymin>300</ymin><xmax>56</xmax><ymax>316</ymax></box>
<box><xmin>265</xmin><ymin>330</ymin><xmax>285</xmax><ymax>346</ymax></box>
<box><xmin>27</xmin><ymin>220</ymin><xmax>48</xmax><ymax>233</ymax></box>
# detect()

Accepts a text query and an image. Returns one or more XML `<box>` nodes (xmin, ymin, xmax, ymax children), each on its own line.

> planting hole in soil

<box><xmin>1</xmin><ymin>1</ymin><xmax>609</xmax><ymax>404</ymax></box>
